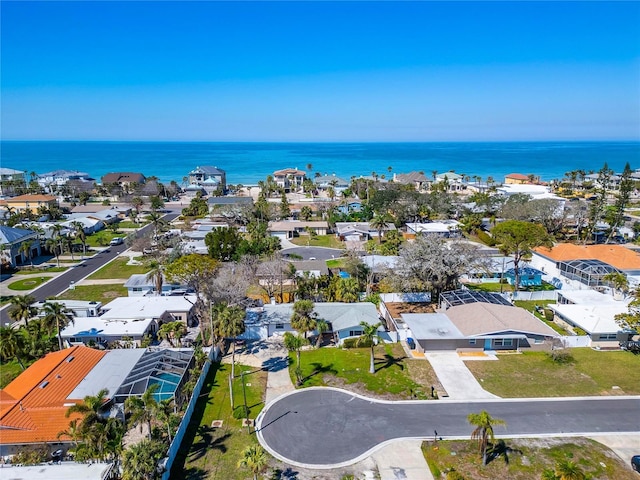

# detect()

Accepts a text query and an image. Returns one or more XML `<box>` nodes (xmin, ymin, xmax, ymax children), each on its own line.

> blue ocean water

<box><xmin>1</xmin><ymin>141</ymin><xmax>639</xmax><ymax>186</ymax></box>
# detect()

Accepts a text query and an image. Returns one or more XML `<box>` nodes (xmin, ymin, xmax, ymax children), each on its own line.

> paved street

<box><xmin>0</xmin><ymin>212</ymin><xmax>179</xmax><ymax>326</ymax></box>
<box><xmin>256</xmin><ymin>387</ymin><xmax>640</xmax><ymax>468</ymax></box>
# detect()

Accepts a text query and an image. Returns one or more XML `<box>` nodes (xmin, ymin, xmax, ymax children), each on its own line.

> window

<box><xmin>349</xmin><ymin>330</ymin><xmax>363</xmax><ymax>337</ymax></box>
<box><xmin>275</xmin><ymin>323</ymin><xmax>284</xmax><ymax>330</ymax></box>
<box><xmin>493</xmin><ymin>338</ymin><xmax>513</xmax><ymax>347</ymax></box>
<box><xmin>599</xmin><ymin>334</ymin><xmax>617</xmax><ymax>340</ymax></box>
<box><xmin>534</xmin><ymin>338</ymin><xmax>544</xmax><ymax>344</ymax></box>
<box><xmin>469</xmin><ymin>339</ymin><xmax>476</xmax><ymax>345</ymax></box>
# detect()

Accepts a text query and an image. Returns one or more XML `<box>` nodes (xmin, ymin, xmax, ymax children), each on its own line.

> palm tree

<box><xmin>603</xmin><ymin>271</ymin><xmax>629</xmax><ymax>297</ymax></box>
<box><xmin>554</xmin><ymin>460</ymin><xmax>586</xmax><ymax>480</ymax></box>
<box><xmin>8</xmin><ymin>294</ymin><xmax>36</xmax><ymax>327</ymax></box>
<box><xmin>146</xmin><ymin>260</ymin><xmax>165</xmax><ymax>295</ymax></box>
<box><xmin>237</xmin><ymin>444</ymin><xmax>269</xmax><ymax>480</ymax></box>
<box><xmin>125</xmin><ymin>384</ymin><xmax>159</xmax><ymax>440</ymax></box>
<box><xmin>66</xmin><ymin>388</ymin><xmax>111</xmax><ymax>422</ymax></box>
<box><xmin>71</xmin><ymin>221</ymin><xmax>87</xmax><ymax>258</ymax></box>
<box><xmin>290</xmin><ymin>299</ymin><xmax>317</xmax><ymax>338</ymax></box>
<box><xmin>57</xmin><ymin>418</ymin><xmax>83</xmax><ymax>449</ymax></box>
<box><xmin>284</xmin><ymin>332</ymin><xmax>305</xmax><ymax>385</ymax></box>
<box><xmin>122</xmin><ymin>438</ymin><xmax>166</xmax><ymax>480</ymax></box>
<box><xmin>212</xmin><ymin>304</ymin><xmax>246</xmax><ymax>378</ymax></box>
<box><xmin>359</xmin><ymin>321</ymin><xmax>383</xmax><ymax>374</ymax></box>
<box><xmin>467</xmin><ymin>410</ymin><xmax>506</xmax><ymax>465</ymax></box>
<box><xmin>315</xmin><ymin>319</ymin><xmax>328</xmax><ymax>348</ymax></box>
<box><xmin>369</xmin><ymin>213</ymin><xmax>389</xmax><ymax>244</ymax></box>
<box><xmin>18</xmin><ymin>239</ymin><xmax>34</xmax><ymax>266</ymax></box>
<box><xmin>41</xmin><ymin>301</ymin><xmax>74</xmax><ymax>350</ymax></box>
<box><xmin>0</xmin><ymin>325</ymin><xmax>26</xmax><ymax>369</ymax></box>
<box><xmin>45</xmin><ymin>237</ymin><xmax>61</xmax><ymax>267</ymax></box>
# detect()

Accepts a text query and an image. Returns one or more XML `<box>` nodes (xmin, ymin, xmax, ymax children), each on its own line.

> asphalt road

<box><xmin>256</xmin><ymin>387</ymin><xmax>640</xmax><ymax>468</ymax></box>
<box><xmin>0</xmin><ymin>212</ymin><xmax>179</xmax><ymax>326</ymax></box>
<box><xmin>281</xmin><ymin>246</ymin><xmax>344</xmax><ymax>261</ymax></box>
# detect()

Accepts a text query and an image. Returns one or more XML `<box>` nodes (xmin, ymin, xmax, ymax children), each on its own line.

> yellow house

<box><xmin>0</xmin><ymin>194</ymin><xmax>58</xmax><ymax>214</ymax></box>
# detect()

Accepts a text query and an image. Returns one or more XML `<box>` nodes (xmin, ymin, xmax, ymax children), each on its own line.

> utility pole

<box><xmin>241</xmin><ymin>370</ymin><xmax>250</xmax><ymax>433</ymax></box>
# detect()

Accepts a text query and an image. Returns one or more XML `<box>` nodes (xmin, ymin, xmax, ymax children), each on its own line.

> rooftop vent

<box><xmin>40</xmin><ymin>381</ymin><xmax>49</xmax><ymax>389</ymax></box>
<box><xmin>66</xmin><ymin>356</ymin><xmax>75</xmax><ymax>363</ymax></box>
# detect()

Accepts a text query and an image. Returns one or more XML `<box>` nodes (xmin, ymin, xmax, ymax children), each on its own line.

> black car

<box><xmin>632</xmin><ymin>455</ymin><xmax>640</xmax><ymax>473</ymax></box>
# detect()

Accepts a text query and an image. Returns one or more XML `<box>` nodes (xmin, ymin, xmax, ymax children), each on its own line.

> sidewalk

<box><xmin>373</xmin><ymin>440</ymin><xmax>435</xmax><ymax>480</ymax></box>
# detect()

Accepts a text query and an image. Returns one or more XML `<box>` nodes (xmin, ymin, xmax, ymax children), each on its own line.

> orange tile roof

<box><xmin>0</xmin><ymin>346</ymin><xmax>106</xmax><ymax>445</ymax></box>
<box><xmin>505</xmin><ymin>173</ymin><xmax>529</xmax><ymax>180</ymax></box>
<box><xmin>5</xmin><ymin>194</ymin><xmax>57</xmax><ymax>202</ymax></box>
<box><xmin>534</xmin><ymin>243</ymin><xmax>640</xmax><ymax>270</ymax></box>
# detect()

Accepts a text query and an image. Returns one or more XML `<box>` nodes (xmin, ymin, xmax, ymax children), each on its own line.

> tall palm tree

<box><xmin>18</xmin><ymin>239</ymin><xmax>34</xmax><ymax>266</ymax></box>
<box><xmin>0</xmin><ymin>325</ymin><xmax>26</xmax><ymax>369</ymax></box>
<box><xmin>145</xmin><ymin>259</ymin><xmax>165</xmax><ymax>295</ymax></box>
<box><xmin>71</xmin><ymin>221</ymin><xmax>87</xmax><ymax>258</ymax></box>
<box><xmin>237</xmin><ymin>444</ymin><xmax>269</xmax><ymax>480</ymax></box>
<box><xmin>8</xmin><ymin>294</ymin><xmax>36</xmax><ymax>327</ymax></box>
<box><xmin>290</xmin><ymin>299</ymin><xmax>317</xmax><ymax>339</ymax></box>
<box><xmin>284</xmin><ymin>332</ymin><xmax>305</xmax><ymax>385</ymax></box>
<box><xmin>125</xmin><ymin>384</ymin><xmax>159</xmax><ymax>440</ymax></box>
<box><xmin>45</xmin><ymin>237</ymin><xmax>61</xmax><ymax>267</ymax></box>
<box><xmin>554</xmin><ymin>460</ymin><xmax>586</xmax><ymax>480</ymax></box>
<box><xmin>603</xmin><ymin>271</ymin><xmax>629</xmax><ymax>297</ymax></box>
<box><xmin>315</xmin><ymin>319</ymin><xmax>328</xmax><ymax>348</ymax></box>
<box><xmin>467</xmin><ymin>410</ymin><xmax>506</xmax><ymax>465</ymax></box>
<box><xmin>359</xmin><ymin>321</ymin><xmax>383</xmax><ymax>374</ymax></box>
<box><xmin>212</xmin><ymin>304</ymin><xmax>246</xmax><ymax>378</ymax></box>
<box><xmin>41</xmin><ymin>301</ymin><xmax>74</xmax><ymax>350</ymax></box>
<box><xmin>369</xmin><ymin>213</ymin><xmax>389</xmax><ymax>244</ymax></box>
<box><xmin>66</xmin><ymin>388</ymin><xmax>110</xmax><ymax>426</ymax></box>
<box><xmin>57</xmin><ymin>418</ymin><xmax>83</xmax><ymax>449</ymax></box>
<box><xmin>122</xmin><ymin>439</ymin><xmax>165</xmax><ymax>480</ymax></box>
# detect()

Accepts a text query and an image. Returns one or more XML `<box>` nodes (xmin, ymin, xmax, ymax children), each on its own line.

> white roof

<box><xmin>0</xmin><ymin>463</ymin><xmax>113</xmax><ymax>480</ymax></box>
<box><xmin>68</xmin><ymin>349</ymin><xmax>146</xmax><ymax>400</ymax></box>
<box><xmin>402</xmin><ymin>313</ymin><xmax>464</xmax><ymax>340</ymax></box>
<box><xmin>60</xmin><ymin>316</ymin><xmax>156</xmax><ymax>338</ymax></box>
<box><xmin>406</xmin><ymin>221</ymin><xmax>461</xmax><ymax>234</ymax></box>
<box><xmin>100</xmin><ymin>295</ymin><xmax>197</xmax><ymax>319</ymax></box>
<box><xmin>558</xmin><ymin>289</ymin><xmax>622</xmax><ymax>305</ymax></box>
<box><xmin>549</xmin><ymin>303</ymin><xmax>626</xmax><ymax>334</ymax></box>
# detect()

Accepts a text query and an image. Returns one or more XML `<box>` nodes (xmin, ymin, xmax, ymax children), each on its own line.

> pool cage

<box><xmin>557</xmin><ymin>259</ymin><xmax>620</xmax><ymax>287</ymax></box>
<box><xmin>113</xmin><ymin>349</ymin><xmax>194</xmax><ymax>405</ymax></box>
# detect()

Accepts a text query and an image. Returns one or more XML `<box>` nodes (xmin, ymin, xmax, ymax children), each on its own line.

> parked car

<box><xmin>632</xmin><ymin>455</ymin><xmax>640</xmax><ymax>473</ymax></box>
<box><xmin>109</xmin><ymin>237</ymin><xmax>124</xmax><ymax>246</ymax></box>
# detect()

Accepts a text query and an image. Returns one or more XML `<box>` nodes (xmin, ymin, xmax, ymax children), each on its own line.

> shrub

<box><xmin>476</xmin><ymin>230</ymin><xmax>497</xmax><ymax>246</ymax></box>
<box><xmin>446</xmin><ymin>470</ymin><xmax>467</xmax><ymax>480</ymax></box>
<box><xmin>548</xmin><ymin>349</ymin><xmax>574</xmax><ymax>364</ymax></box>
<box><xmin>544</xmin><ymin>309</ymin><xmax>555</xmax><ymax>321</ymax></box>
<box><xmin>342</xmin><ymin>336</ymin><xmax>373</xmax><ymax>348</ymax></box>
<box><xmin>233</xmin><ymin>405</ymin><xmax>250</xmax><ymax>419</ymax></box>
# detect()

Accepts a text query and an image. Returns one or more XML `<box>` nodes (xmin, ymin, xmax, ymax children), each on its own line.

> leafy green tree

<box><xmin>41</xmin><ymin>301</ymin><xmax>74</xmax><ymax>350</ymax></box>
<box><xmin>606</xmin><ymin>162</ymin><xmax>634</xmax><ymax>243</ymax></box>
<box><xmin>300</xmin><ymin>205</ymin><xmax>313</xmax><ymax>221</ymax></box>
<box><xmin>491</xmin><ymin>220</ymin><xmax>552</xmax><ymax>295</ymax></box>
<box><xmin>290</xmin><ymin>299</ymin><xmax>317</xmax><ymax>338</ymax></box>
<box><xmin>8</xmin><ymin>294</ymin><xmax>37</xmax><ymax>327</ymax></box>
<box><xmin>149</xmin><ymin>195</ymin><xmax>164</xmax><ymax>212</ymax></box>
<box><xmin>205</xmin><ymin>226</ymin><xmax>242</xmax><ymax>261</ymax></box>
<box><xmin>467</xmin><ymin>410</ymin><xmax>506</xmax><ymax>465</ymax></box>
<box><xmin>615</xmin><ymin>287</ymin><xmax>640</xmax><ymax>332</ymax></box>
<box><xmin>359</xmin><ymin>321</ymin><xmax>383</xmax><ymax>374</ymax></box>
<box><xmin>237</xmin><ymin>444</ymin><xmax>269</xmax><ymax>480</ymax></box>
<box><xmin>284</xmin><ymin>332</ymin><xmax>306</xmax><ymax>385</ymax></box>
<box><xmin>584</xmin><ymin>162</ymin><xmax>613</xmax><ymax>244</ymax></box>
<box><xmin>336</xmin><ymin>277</ymin><xmax>360</xmax><ymax>302</ymax></box>
<box><xmin>279</xmin><ymin>191</ymin><xmax>291</xmax><ymax>219</ymax></box>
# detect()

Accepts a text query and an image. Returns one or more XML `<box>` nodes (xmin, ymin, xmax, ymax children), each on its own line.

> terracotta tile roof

<box><xmin>273</xmin><ymin>168</ymin><xmax>306</xmax><ymax>176</ymax></box>
<box><xmin>5</xmin><ymin>194</ymin><xmax>57</xmax><ymax>202</ymax></box>
<box><xmin>0</xmin><ymin>346</ymin><xmax>106</xmax><ymax>445</ymax></box>
<box><xmin>534</xmin><ymin>243</ymin><xmax>640</xmax><ymax>270</ymax></box>
<box><xmin>505</xmin><ymin>173</ymin><xmax>530</xmax><ymax>180</ymax></box>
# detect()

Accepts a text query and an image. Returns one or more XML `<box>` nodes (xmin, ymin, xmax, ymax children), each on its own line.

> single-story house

<box><xmin>124</xmin><ymin>273</ymin><xmax>190</xmax><ymax>297</ymax></box>
<box><xmin>268</xmin><ymin>220</ymin><xmax>329</xmax><ymax>239</ymax></box>
<box><xmin>207</xmin><ymin>196</ymin><xmax>253</xmax><ymax>207</ymax></box>
<box><xmin>101</xmin><ymin>172</ymin><xmax>146</xmax><ymax>189</ymax></box>
<box><xmin>403</xmin><ymin>302</ymin><xmax>558</xmax><ymax>352</ymax></box>
<box><xmin>240</xmin><ymin>302</ymin><xmax>384</xmax><ymax>344</ymax></box>
<box><xmin>0</xmin><ymin>225</ymin><xmax>41</xmax><ymax>268</ymax></box>
<box><xmin>548</xmin><ymin>289</ymin><xmax>630</xmax><ymax>347</ymax></box>
<box><xmin>33</xmin><ymin>299</ymin><xmax>103</xmax><ymax>317</ymax></box>
<box><xmin>314</xmin><ymin>175</ymin><xmax>349</xmax><ymax>194</ymax></box>
<box><xmin>289</xmin><ymin>260</ymin><xmax>330</xmax><ymax>278</ymax></box>
<box><xmin>336</xmin><ymin>201</ymin><xmax>363</xmax><ymax>215</ymax></box>
<box><xmin>393</xmin><ymin>172</ymin><xmax>430</xmax><ymax>192</ymax></box>
<box><xmin>335</xmin><ymin>222</ymin><xmax>396</xmax><ymax>242</ymax></box>
<box><xmin>100</xmin><ymin>295</ymin><xmax>199</xmax><ymax>326</ymax></box>
<box><xmin>182</xmin><ymin>222</ymin><xmax>229</xmax><ymax>240</ymax></box>
<box><xmin>60</xmin><ymin>216</ymin><xmax>104</xmax><ymax>234</ymax></box>
<box><xmin>378</xmin><ymin>292</ymin><xmax>433</xmax><ymax>340</ymax></box>
<box><xmin>71</xmin><ymin>205</ymin><xmax>131</xmax><ymax>219</ymax></box>
<box><xmin>61</xmin><ymin>317</ymin><xmax>158</xmax><ymax>348</ymax></box>
<box><xmin>406</xmin><ymin>221</ymin><xmax>461</xmax><ymax>238</ymax></box>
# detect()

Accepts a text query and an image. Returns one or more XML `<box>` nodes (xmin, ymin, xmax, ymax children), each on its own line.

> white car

<box><xmin>109</xmin><ymin>237</ymin><xmax>124</xmax><ymax>246</ymax></box>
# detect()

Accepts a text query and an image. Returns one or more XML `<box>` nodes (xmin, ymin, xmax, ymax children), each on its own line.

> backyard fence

<box><xmin>510</xmin><ymin>291</ymin><xmax>558</xmax><ymax>301</ymax></box>
<box><xmin>161</xmin><ymin>345</ymin><xmax>220</xmax><ymax>480</ymax></box>
<box><xmin>559</xmin><ymin>336</ymin><xmax>591</xmax><ymax>348</ymax></box>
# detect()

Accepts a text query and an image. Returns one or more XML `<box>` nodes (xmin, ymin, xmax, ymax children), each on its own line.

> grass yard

<box><xmin>14</xmin><ymin>267</ymin><xmax>68</xmax><ymax>274</ymax></box>
<box><xmin>57</xmin><ymin>284</ymin><xmax>128</xmax><ymax>304</ymax></box>
<box><xmin>422</xmin><ymin>437</ymin><xmax>635</xmax><ymax>480</ymax></box>
<box><xmin>87</xmin><ymin>257</ymin><xmax>150</xmax><ymax>279</ymax></box>
<box><xmin>173</xmin><ymin>363</ymin><xmax>268</xmax><ymax>480</ymax></box>
<box><xmin>0</xmin><ymin>360</ymin><xmax>27</xmax><ymax>388</ymax></box>
<box><xmin>289</xmin><ymin>234</ymin><xmax>345</xmax><ymax>249</ymax></box>
<box><xmin>291</xmin><ymin>343</ymin><xmax>438</xmax><ymax>399</ymax></box>
<box><xmin>0</xmin><ymin>295</ymin><xmax>13</xmax><ymax>307</ymax></box>
<box><xmin>465</xmin><ymin>348</ymin><xmax>640</xmax><ymax>397</ymax></box>
<box><xmin>7</xmin><ymin>276</ymin><xmax>52</xmax><ymax>290</ymax></box>
<box><xmin>326</xmin><ymin>258</ymin><xmax>347</xmax><ymax>269</ymax></box>
<box><xmin>514</xmin><ymin>300</ymin><xmax>570</xmax><ymax>335</ymax></box>
<box><xmin>466</xmin><ymin>282</ymin><xmax>556</xmax><ymax>293</ymax></box>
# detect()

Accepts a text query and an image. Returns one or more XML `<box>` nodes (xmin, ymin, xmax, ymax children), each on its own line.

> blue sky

<box><xmin>2</xmin><ymin>1</ymin><xmax>639</xmax><ymax>141</ymax></box>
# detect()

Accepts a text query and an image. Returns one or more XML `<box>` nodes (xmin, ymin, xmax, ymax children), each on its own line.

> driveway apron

<box><xmin>425</xmin><ymin>352</ymin><xmax>499</xmax><ymax>400</ymax></box>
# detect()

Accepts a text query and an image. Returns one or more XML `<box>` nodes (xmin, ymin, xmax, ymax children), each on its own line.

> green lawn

<box><xmin>7</xmin><ymin>277</ymin><xmax>52</xmax><ymax>290</ymax></box>
<box><xmin>87</xmin><ymin>257</ymin><xmax>150</xmax><ymax>279</ymax></box>
<box><xmin>423</xmin><ymin>437</ymin><xmax>634</xmax><ymax>480</ymax></box>
<box><xmin>0</xmin><ymin>360</ymin><xmax>27</xmax><ymax>388</ymax></box>
<box><xmin>326</xmin><ymin>258</ymin><xmax>347</xmax><ymax>269</ymax></box>
<box><xmin>466</xmin><ymin>282</ymin><xmax>556</xmax><ymax>293</ymax></box>
<box><xmin>57</xmin><ymin>284</ymin><xmax>128</xmax><ymax>304</ymax></box>
<box><xmin>465</xmin><ymin>348</ymin><xmax>640</xmax><ymax>397</ymax></box>
<box><xmin>14</xmin><ymin>267</ymin><xmax>68</xmax><ymax>275</ymax></box>
<box><xmin>173</xmin><ymin>362</ymin><xmax>268</xmax><ymax>480</ymax></box>
<box><xmin>289</xmin><ymin>234</ymin><xmax>345</xmax><ymax>249</ymax></box>
<box><xmin>291</xmin><ymin>343</ymin><xmax>437</xmax><ymax>399</ymax></box>
<box><xmin>514</xmin><ymin>300</ymin><xmax>570</xmax><ymax>335</ymax></box>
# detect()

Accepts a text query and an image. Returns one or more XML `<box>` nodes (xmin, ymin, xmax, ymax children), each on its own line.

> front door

<box><xmin>484</xmin><ymin>339</ymin><xmax>492</xmax><ymax>350</ymax></box>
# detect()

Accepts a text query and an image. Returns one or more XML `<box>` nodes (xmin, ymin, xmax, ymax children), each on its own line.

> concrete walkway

<box><xmin>425</xmin><ymin>352</ymin><xmax>499</xmax><ymax>400</ymax></box>
<box><xmin>373</xmin><ymin>440</ymin><xmax>434</xmax><ymax>480</ymax></box>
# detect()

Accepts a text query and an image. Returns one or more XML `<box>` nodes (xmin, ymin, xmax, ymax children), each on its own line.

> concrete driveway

<box><xmin>425</xmin><ymin>352</ymin><xmax>499</xmax><ymax>400</ymax></box>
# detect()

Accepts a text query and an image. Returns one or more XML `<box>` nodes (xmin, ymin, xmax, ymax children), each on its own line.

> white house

<box><xmin>61</xmin><ymin>316</ymin><xmax>158</xmax><ymax>348</ymax></box>
<box><xmin>406</xmin><ymin>221</ymin><xmax>461</xmax><ymax>238</ymax></box>
<box><xmin>124</xmin><ymin>273</ymin><xmax>190</xmax><ymax>297</ymax></box>
<box><xmin>100</xmin><ymin>295</ymin><xmax>198</xmax><ymax>326</ymax></box>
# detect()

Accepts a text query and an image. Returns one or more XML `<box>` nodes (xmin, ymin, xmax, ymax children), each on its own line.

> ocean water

<box><xmin>1</xmin><ymin>141</ymin><xmax>639</xmax><ymax>186</ymax></box>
